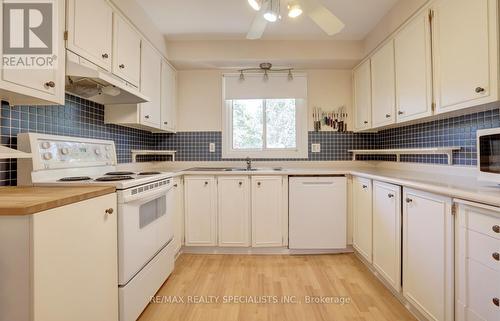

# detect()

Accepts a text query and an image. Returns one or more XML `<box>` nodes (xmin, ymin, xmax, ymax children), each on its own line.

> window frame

<box><xmin>222</xmin><ymin>98</ymin><xmax>308</xmax><ymax>159</ymax></box>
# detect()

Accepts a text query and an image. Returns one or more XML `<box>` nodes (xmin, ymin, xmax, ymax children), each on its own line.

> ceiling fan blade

<box><xmin>302</xmin><ymin>0</ymin><xmax>345</xmax><ymax>36</ymax></box>
<box><xmin>247</xmin><ymin>14</ymin><xmax>268</xmax><ymax>39</ymax></box>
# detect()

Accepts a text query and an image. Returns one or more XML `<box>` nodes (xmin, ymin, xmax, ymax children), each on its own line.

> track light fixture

<box><xmin>238</xmin><ymin>63</ymin><xmax>295</xmax><ymax>82</ymax></box>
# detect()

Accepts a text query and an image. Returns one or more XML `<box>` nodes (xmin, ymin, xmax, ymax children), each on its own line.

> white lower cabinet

<box><xmin>372</xmin><ymin>181</ymin><xmax>401</xmax><ymax>292</ymax></box>
<box><xmin>403</xmin><ymin>188</ymin><xmax>454</xmax><ymax>321</ymax></box>
<box><xmin>0</xmin><ymin>193</ymin><xmax>118</xmax><ymax>321</ymax></box>
<box><xmin>184</xmin><ymin>176</ymin><xmax>217</xmax><ymax>246</ymax></box>
<box><xmin>172</xmin><ymin>177</ymin><xmax>184</xmax><ymax>255</ymax></box>
<box><xmin>456</xmin><ymin>200</ymin><xmax>500</xmax><ymax>321</ymax></box>
<box><xmin>218</xmin><ymin>176</ymin><xmax>251</xmax><ymax>247</ymax></box>
<box><xmin>352</xmin><ymin>176</ymin><xmax>373</xmax><ymax>262</ymax></box>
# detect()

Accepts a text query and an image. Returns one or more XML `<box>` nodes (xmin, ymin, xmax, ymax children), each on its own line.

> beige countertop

<box><xmin>0</xmin><ymin>186</ymin><xmax>116</xmax><ymax>216</ymax></box>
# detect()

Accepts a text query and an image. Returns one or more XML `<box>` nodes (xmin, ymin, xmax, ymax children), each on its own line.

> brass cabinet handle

<box><xmin>174</xmin><ymin>184</ymin><xmax>178</xmax><ymax>188</ymax></box>
<box><xmin>45</xmin><ymin>81</ymin><xmax>55</xmax><ymax>88</ymax></box>
<box><xmin>362</xmin><ymin>185</ymin><xmax>368</xmax><ymax>189</ymax></box>
<box><xmin>145</xmin><ymin>115</ymin><xmax>150</xmax><ymax>119</ymax></box>
<box><xmin>119</xmin><ymin>64</ymin><xmax>125</xmax><ymax>69</ymax></box>
<box><xmin>363</xmin><ymin>121</ymin><xmax>368</xmax><ymax>124</ymax></box>
<box><xmin>493</xmin><ymin>297</ymin><xmax>499</xmax><ymax>307</ymax></box>
<box><xmin>406</xmin><ymin>198</ymin><xmax>413</xmax><ymax>203</ymax></box>
<box><xmin>105</xmin><ymin>208</ymin><xmax>114</xmax><ymax>215</ymax></box>
<box><xmin>385</xmin><ymin>114</ymin><xmax>391</xmax><ymax>118</ymax></box>
<box><xmin>102</xmin><ymin>53</ymin><xmax>109</xmax><ymax>59</ymax></box>
<box><xmin>398</xmin><ymin>110</ymin><xmax>404</xmax><ymax>115</ymax></box>
<box><xmin>164</xmin><ymin>121</ymin><xmax>168</xmax><ymax>125</ymax></box>
<box><xmin>239</xmin><ymin>181</ymin><xmax>243</xmax><ymax>186</ymax></box>
<box><xmin>493</xmin><ymin>225</ymin><xmax>500</xmax><ymax>233</ymax></box>
<box><xmin>492</xmin><ymin>252</ymin><xmax>500</xmax><ymax>261</ymax></box>
<box><xmin>475</xmin><ymin>87</ymin><xmax>485</xmax><ymax>93</ymax></box>
<box><xmin>388</xmin><ymin>194</ymin><xmax>395</xmax><ymax>198</ymax></box>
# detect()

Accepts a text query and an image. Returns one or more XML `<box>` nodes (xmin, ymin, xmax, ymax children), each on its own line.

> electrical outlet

<box><xmin>312</xmin><ymin>144</ymin><xmax>321</xmax><ymax>153</ymax></box>
<box><xmin>209</xmin><ymin>143</ymin><xmax>216</xmax><ymax>153</ymax></box>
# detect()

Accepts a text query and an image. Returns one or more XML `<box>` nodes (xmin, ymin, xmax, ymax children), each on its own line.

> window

<box><xmin>222</xmin><ymin>73</ymin><xmax>308</xmax><ymax>159</ymax></box>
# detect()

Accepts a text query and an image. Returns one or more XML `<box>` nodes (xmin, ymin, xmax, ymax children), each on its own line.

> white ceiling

<box><xmin>138</xmin><ymin>0</ymin><xmax>400</xmax><ymax>41</ymax></box>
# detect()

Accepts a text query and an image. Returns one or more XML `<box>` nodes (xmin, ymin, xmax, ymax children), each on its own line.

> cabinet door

<box><xmin>31</xmin><ymin>193</ymin><xmax>118</xmax><ymax>321</ymax></box>
<box><xmin>353</xmin><ymin>60</ymin><xmax>372</xmax><ymax>131</ymax></box>
<box><xmin>139</xmin><ymin>42</ymin><xmax>161</xmax><ymax>128</ymax></box>
<box><xmin>184</xmin><ymin>176</ymin><xmax>217</xmax><ymax>246</ymax></box>
<box><xmin>395</xmin><ymin>11</ymin><xmax>433</xmax><ymax>123</ymax></box>
<box><xmin>352</xmin><ymin>177</ymin><xmax>373</xmax><ymax>262</ymax></box>
<box><xmin>252</xmin><ymin>176</ymin><xmax>283</xmax><ymax>247</ymax></box>
<box><xmin>172</xmin><ymin>177</ymin><xmax>184</xmax><ymax>256</ymax></box>
<box><xmin>433</xmin><ymin>0</ymin><xmax>497</xmax><ymax>113</ymax></box>
<box><xmin>0</xmin><ymin>0</ymin><xmax>65</xmax><ymax>105</ymax></box>
<box><xmin>403</xmin><ymin>188</ymin><xmax>453</xmax><ymax>321</ymax></box>
<box><xmin>371</xmin><ymin>41</ymin><xmax>396</xmax><ymax>127</ymax></box>
<box><xmin>161</xmin><ymin>60</ymin><xmax>177</xmax><ymax>132</ymax></box>
<box><xmin>112</xmin><ymin>13</ymin><xmax>141</xmax><ymax>87</ymax></box>
<box><xmin>373</xmin><ymin>181</ymin><xmax>401</xmax><ymax>292</ymax></box>
<box><xmin>218</xmin><ymin>176</ymin><xmax>250</xmax><ymax>247</ymax></box>
<box><xmin>66</xmin><ymin>0</ymin><xmax>113</xmax><ymax>71</ymax></box>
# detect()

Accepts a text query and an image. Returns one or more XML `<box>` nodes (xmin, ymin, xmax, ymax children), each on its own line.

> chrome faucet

<box><xmin>246</xmin><ymin>157</ymin><xmax>252</xmax><ymax>171</ymax></box>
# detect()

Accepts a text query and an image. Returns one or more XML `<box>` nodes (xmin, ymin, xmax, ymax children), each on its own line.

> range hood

<box><xmin>65</xmin><ymin>50</ymin><xmax>149</xmax><ymax>105</ymax></box>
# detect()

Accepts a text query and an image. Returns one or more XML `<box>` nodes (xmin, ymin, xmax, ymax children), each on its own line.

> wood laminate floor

<box><xmin>138</xmin><ymin>253</ymin><xmax>416</xmax><ymax>321</ymax></box>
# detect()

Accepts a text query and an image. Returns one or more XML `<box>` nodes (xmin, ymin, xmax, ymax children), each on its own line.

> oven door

<box><xmin>478</xmin><ymin>129</ymin><xmax>500</xmax><ymax>183</ymax></box>
<box><xmin>118</xmin><ymin>186</ymin><xmax>174</xmax><ymax>285</ymax></box>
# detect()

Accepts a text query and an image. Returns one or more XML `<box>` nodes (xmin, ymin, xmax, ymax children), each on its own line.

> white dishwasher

<box><xmin>289</xmin><ymin>176</ymin><xmax>347</xmax><ymax>249</ymax></box>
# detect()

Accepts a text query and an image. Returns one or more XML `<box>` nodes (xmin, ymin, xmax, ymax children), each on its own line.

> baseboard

<box><xmin>180</xmin><ymin>246</ymin><xmax>353</xmax><ymax>255</ymax></box>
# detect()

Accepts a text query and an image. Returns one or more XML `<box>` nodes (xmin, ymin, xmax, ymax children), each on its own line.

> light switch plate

<box><xmin>312</xmin><ymin>144</ymin><xmax>321</xmax><ymax>153</ymax></box>
<box><xmin>209</xmin><ymin>143</ymin><xmax>215</xmax><ymax>153</ymax></box>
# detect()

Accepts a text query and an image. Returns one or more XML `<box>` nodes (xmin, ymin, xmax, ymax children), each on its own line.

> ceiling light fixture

<box><xmin>287</xmin><ymin>2</ymin><xmax>303</xmax><ymax>18</ymax></box>
<box><xmin>247</xmin><ymin>0</ymin><xmax>262</xmax><ymax>11</ymax></box>
<box><xmin>238</xmin><ymin>63</ymin><xmax>294</xmax><ymax>82</ymax></box>
<box><xmin>263</xmin><ymin>0</ymin><xmax>280</xmax><ymax>22</ymax></box>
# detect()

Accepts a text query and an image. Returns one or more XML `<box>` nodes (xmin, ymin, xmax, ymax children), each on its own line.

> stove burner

<box><xmin>58</xmin><ymin>176</ymin><xmax>92</xmax><ymax>182</ymax></box>
<box><xmin>138</xmin><ymin>172</ymin><xmax>162</xmax><ymax>176</ymax></box>
<box><xmin>95</xmin><ymin>176</ymin><xmax>134</xmax><ymax>182</ymax></box>
<box><xmin>105</xmin><ymin>171</ymin><xmax>135</xmax><ymax>176</ymax></box>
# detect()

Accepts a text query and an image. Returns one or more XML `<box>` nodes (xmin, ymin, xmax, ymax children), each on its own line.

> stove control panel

<box><xmin>36</xmin><ymin>139</ymin><xmax>116</xmax><ymax>169</ymax></box>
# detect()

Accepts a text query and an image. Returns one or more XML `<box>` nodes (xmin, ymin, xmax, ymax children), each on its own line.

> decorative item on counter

<box><xmin>312</xmin><ymin>106</ymin><xmax>348</xmax><ymax>132</ymax></box>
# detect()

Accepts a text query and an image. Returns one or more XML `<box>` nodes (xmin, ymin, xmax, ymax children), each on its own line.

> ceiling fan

<box><xmin>246</xmin><ymin>0</ymin><xmax>345</xmax><ymax>40</ymax></box>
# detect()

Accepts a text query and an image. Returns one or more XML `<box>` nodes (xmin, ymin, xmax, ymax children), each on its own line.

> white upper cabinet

<box><xmin>432</xmin><ymin>0</ymin><xmax>498</xmax><ymax>113</ymax></box>
<box><xmin>353</xmin><ymin>60</ymin><xmax>372</xmax><ymax>131</ymax></box>
<box><xmin>112</xmin><ymin>13</ymin><xmax>141</xmax><ymax>87</ymax></box>
<box><xmin>66</xmin><ymin>0</ymin><xmax>113</xmax><ymax>71</ymax></box>
<box><xmin>139</xmin><ymin>42</ymin><xmax>162</xmax><ymax>128</ymax></box>
<box><xmin>0</xmin><ymin>0</ymin><xmax>65</xmax><ymax>105</ymax></box>
<box><xmin>394</xmin><ymin>10</ymin><xmax>433</xmax><ymax>123</ymax></box>
<box><xmin>161</xmin><ymin>60</ymin><xmax>177</xmax><ymax>132</ymax></box>
<box><xmin>371</xmin><ymin>40</ymin><xmax>396</xmax><ymax>127</ymax></box>
<box><xmin>218</xmin><ymin>176</ymin><xmax>251</xmax><ymax>247</ymax></box>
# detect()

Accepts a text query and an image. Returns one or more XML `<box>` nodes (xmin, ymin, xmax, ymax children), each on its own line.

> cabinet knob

<box><xmin>493</xmin><ymin>298</ymin><xmax>499</xmax><ymax>307</ymax></box>
<box><xmin>385</xmin><ymin>114</ymin><xmax>391</xmax><ymax>118</ymax></box>
<box><xmin>257</xmin><ymin>182</ymin><xmax>261</xmax><ymax>186</ymax></box>
<box><xmin>102</xmin><ymin>53</ymin><xmax>109</xmax><ymax>59</ymax></box>
<box><xmin>145</xmin><ymin>115</ymin><xmax>150</xmax><ymax>119</ymax></box>
<box><xmin>388</xmin><ymin>193</ymin><xmax>395</xmax><ymax>198</ymax></box>
<box><xmin>44</xmin><ymin>81</ymin><xmax>55</xmax><ymax>88</ymax></box>
<box><xmin>405</xmin><ymin>198</ymin><xmax>413</xmax><ymax>203</ymax></box>
<box><xmin>475</xmin><ymin>87</ymin><xmax>485</xmax><ymax>94</ymax></box>
<box><xmin>492</xmin><ymin>252</ymin><xmax>500</xmax><ymax>261</ymax></box>
<box><xmin>362</xmin><ymin>185</ymin><xmax>368</xmax><ymax>189</ymax></box>
<box><xmin>164</xmin><ymin>121</ymin><xmax>168</xmax><ymax>125</ymax></box>
<box><xmin>119</xmin><ymin>64</ymin><xmax>125</xmax><ymax>69</ymax></box>
<box><xmin>398</xmin><ymin>110</ymin><xmax>405</xmax><ymax>115</ymax></box>
<box><xmin>105</xmin><ymin>208</ymin><xmax>114</xmax><ymax>215</ymax></box>
<box><xmin>174</xmin><ymin>184</ymin><xmax>178</xmax><ymax>188</ymax></box>
<box><xmin>493</xmin><ymin>225</ymin><xmax>500</xmax><ymax>233</ymax></box>
<box><xmin>239</xmin><ymin>181</ymin><xmax>243</xmax><ymax>186</ymax></box>
<box><xmin>363</xmin><ymin>121</ymin><xmax>368</xmax><ymax>124</ymax></box>
<box><xmin>204</xmin><ymin>181</ymin><xmax>209</xmax><ymax>186</ymax></box>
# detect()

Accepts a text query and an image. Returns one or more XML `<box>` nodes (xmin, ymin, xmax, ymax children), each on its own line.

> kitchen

<box><xmin>0</xmin><ymin>0</ymin><xmax>499</xmax><ymax>321</ymax></box>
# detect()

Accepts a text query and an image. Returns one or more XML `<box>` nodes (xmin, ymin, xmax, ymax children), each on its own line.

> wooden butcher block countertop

<box><xmin>0</xmin><ymin>186</ymin><xmax>116</xmax><ymax>215</ymax></box>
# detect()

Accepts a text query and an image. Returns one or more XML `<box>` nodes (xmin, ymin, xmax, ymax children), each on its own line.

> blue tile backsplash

<box><xmin>1</xmin><ymin>94</ymin><xmax>499</xmax><ymax>186</ymax></box>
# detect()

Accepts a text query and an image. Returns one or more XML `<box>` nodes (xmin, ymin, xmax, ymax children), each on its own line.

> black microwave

<box><xmin>478</xmin><ymin>128</ymin><xmax>500</xmax><ymax>183</ymax></box>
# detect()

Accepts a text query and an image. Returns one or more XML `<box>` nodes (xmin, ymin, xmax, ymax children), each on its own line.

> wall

<box><xmin>176</xmin><ymin>69</ymin><xmax>353</xmax><ymax>132</ymax></box>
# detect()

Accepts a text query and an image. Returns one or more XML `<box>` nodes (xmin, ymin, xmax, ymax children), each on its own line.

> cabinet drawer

<box><xmin>468</xmin><ymin>230</ymin><xmax>500</xmax><ymax>272</ymax></box>
<box><xmin>467</xmin><ymin>259</ymin><xmax>500</xmax><ymax>321</ymax></box>
<box><xmin>468</xmin><ymin>210</ymin><xmax>500</xmax><ymax>240</ymax></box>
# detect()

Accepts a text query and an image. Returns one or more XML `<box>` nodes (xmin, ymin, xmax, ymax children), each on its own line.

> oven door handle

<box><xmin>121</xmin><ymin>185</ymin><xmax>173</xmax><ymax>204</ymax></box>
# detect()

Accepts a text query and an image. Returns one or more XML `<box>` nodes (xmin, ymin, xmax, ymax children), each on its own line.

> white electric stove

<box><xmin>17</xmin><ymin>133</ymin><xmax>176</xmax><ymax>321</ymax></box>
